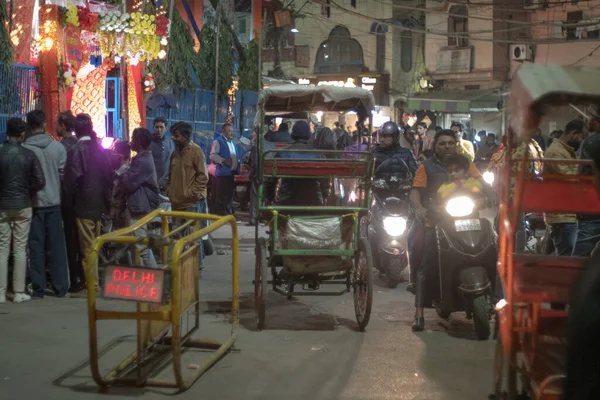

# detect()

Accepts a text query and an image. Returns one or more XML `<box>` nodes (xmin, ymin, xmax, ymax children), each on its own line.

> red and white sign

<box><xmin>102</xmin><ymin>265</ymin><xmax>168</xmax><ymax>304</ymax></box>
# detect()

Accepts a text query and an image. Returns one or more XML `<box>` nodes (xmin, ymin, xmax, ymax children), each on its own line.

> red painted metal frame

<box><xmin>496</xmin><ymin>155</ymin><xmax>595</xmax><ymax>399</ymax></box>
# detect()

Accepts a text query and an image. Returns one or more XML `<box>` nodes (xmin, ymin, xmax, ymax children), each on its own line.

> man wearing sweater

<box><xmin>23</xmin><ymin>111</ymin><xmax>69</xmax><ymax>298</ymax></box>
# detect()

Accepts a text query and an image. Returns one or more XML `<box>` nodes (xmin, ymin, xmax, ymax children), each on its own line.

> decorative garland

<box><xmin>77</xmin><ymin>6</ymin><xmax>99</xmax><ymax>32</ymax></box>
<box><xmin>57</xmin><ymin>62</ymin><xmax>76</xmax><ymax>88</ymax></box>
<box><xmin>143</xmin><ymin>70</ymin><xmax>155</xmax><ymax>93</ymax></box>
<box><xmin>66</xmin><ymin>3</ymin><xmax>79</xmax><ymax>27</ymax></box>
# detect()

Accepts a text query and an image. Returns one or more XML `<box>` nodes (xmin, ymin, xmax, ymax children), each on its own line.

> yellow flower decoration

<box><xmin>66</xmin><ymin>4</ymin><xmax>79</xmax><ymax>27</ymax></box>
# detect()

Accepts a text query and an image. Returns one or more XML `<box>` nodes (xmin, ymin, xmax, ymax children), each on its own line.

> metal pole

<box><xmin>257</xmin><ymin>8</ymin><xmax>266</xmax><ymax>90</ymax></box>
<box><xmin>213</xmin><ymin>3</ymin><xmax>221</xmax><ymax>132</ymax></box>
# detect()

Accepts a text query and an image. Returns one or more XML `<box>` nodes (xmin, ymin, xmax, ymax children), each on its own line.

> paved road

<box><xmin>0</xmin><ymin>223</ymin><xmax>495</xmax><ymax>400</ymax></box>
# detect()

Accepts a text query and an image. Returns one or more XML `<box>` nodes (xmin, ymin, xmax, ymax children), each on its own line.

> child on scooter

<box><xmin>437</xmin><ymin>154</ymin><xmax>482</xmax><ymax>200</ymax></box>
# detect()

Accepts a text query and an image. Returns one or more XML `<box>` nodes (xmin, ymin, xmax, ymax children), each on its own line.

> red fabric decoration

<box><xmin>156</xmin><ymin>16</ymin><xmax>170</xmax><ymax>37</ymax></box>
<box><xmin>77</xmin><ymin>6</ymin><xmax>99</xmax><ymax>32</ymax></box>
<box><xmin>130</xmin><ymin>63</ymin><xmax>146</xmax><ymax>128</ymax></box>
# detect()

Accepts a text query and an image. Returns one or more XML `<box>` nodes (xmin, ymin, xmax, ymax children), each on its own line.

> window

<box><xmin>566</xmin><ymin>11</ymin><xmax>583</xmax><ymax>40</ymax></box>
<box><xmin>314</xmin><ymin>26</ymin><xmax>365</xmax><ymax>74</ymax></box>
<box><xmin>237</xmin><ymin>18</ymin><xmax>246</xmax><ymax>35</ymax></box>
<box><xmin>322</xmin><ymin>0</ymin><xmax>331</xmax><ymax>18</ymax></box>
<box><xmin>448</xmin><ymin>5</ymin><xmax>468</xmax><ymax>47</ymax></box>
<box><xmin>376</xmin><ymin>25</ymin><xmax>386</xmax><ymax>73</ymax></box>
<box><xmin>401</xmin><ymin>31</ymin><xmax>413</xmax><ymax>72</ymax></box>
<box><xmin>351</xmin><ymin>0</ymin><xmax>357</xmax><ymax>8</ymax></box>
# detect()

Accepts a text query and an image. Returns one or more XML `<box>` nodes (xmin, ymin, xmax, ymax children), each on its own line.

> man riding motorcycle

<box><xmin>372</xmin><ymin>121</ymin><xmax>418</xmax><ymax>174</ymax></box>
<box><xmin>408</xmin><ymin>129</ymin><xmax>496</xmax><ymax>331</ymax></box>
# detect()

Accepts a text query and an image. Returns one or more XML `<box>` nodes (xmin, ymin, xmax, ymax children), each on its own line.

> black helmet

<box><xmin>380</xmin><ymin>121</ymin><xmax>402</xmax><ymax>145</ymax></box>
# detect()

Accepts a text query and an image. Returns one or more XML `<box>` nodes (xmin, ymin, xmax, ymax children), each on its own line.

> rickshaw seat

<box><xmin>520</xmin><ymin>177</ymin><xmax>600</xmax><ymax>215</ymax></box>
<box><xmin>512</xmin><ymin>255</ymin><xmax>585</xmax><ymax>303</ymax></box>
<box><xmin>263</xmin><ymin>159</ymin><xmax>367</xmax><ymax>178</ymax></box>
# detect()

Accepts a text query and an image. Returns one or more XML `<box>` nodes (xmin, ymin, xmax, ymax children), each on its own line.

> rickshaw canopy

<box><xmin>256</xmin><ymin>84</ymin><xmax>376</xmax><ymax>121</ymax></box>
<box><xmin>509</xmin><ymin>64</ymin><xmax>600</xmax><ymax>139</ymax></box>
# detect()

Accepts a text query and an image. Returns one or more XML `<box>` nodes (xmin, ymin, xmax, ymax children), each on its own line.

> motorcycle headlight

<box><xmin>483</xmin><ymin>171</ymin><xmax>495</xmax><ymax>185</ymax></box>
<box><xmin>383</xmin><ymin>216</ymin><xmax>407</xmax><ymax>237</ymax></box>
<box><xmin>445</xmin><ymin>196</ymin><xmax>475</xmax><ymax>218</ymax></box>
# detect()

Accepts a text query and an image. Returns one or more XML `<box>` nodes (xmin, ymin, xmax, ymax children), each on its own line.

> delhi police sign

<box><xmin>102</xmin><ymin>265</ymin><xmax>170</xmax><ymax>304</ymax></box>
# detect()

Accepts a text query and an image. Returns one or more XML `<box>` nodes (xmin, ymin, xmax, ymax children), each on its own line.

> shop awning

<box><xmin>407</xmin><ymin>89</ymin><xmax>505</xmax><ymax>113</ymax></box>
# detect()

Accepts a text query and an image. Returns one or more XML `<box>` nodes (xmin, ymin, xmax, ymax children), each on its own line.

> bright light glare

<box><xmin>445</xmin><ymin>196</ymin><xmax>475</xmax><ymax>217</ymax></box>
<box><xmin>290</xmin><ymin>28</ymin><xmax>299</xmax><ymax>33</ymax></box>
<box><xmin>483</xmin><ymin>171</ymin><xmax>495</xmax><ymax>185</ymax></box>
<box><xmin>383</xmin><ymin>216</ymin><xmax>407</xmax><ymax>237</ymax></box>
<box><xmin>350</xmin><ymin>191</ymin><xmax>357</xmax><ymax>202</ymax></box>
<box><xmin>101</xmin><ymin>137</ymin><xmax>115</xmax><ymax>149</ymax></box>
<box><xmin>495</xmin><ymin>299</ymin><xmax>507</xmax><ymax>310</ymax></box>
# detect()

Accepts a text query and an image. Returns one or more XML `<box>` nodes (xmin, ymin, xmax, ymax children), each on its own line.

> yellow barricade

<box><xmin>84</xmin><ymin>210</ymin><xmax>239</xmax><ymax>391</ymax></box>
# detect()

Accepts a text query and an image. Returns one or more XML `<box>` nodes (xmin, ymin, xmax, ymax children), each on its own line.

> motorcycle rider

<box><xmin>372</xmin><ymin>121</ymin><xmax>418</xmax><ymax>174</ymax></box>
<box><xmin>409</xmin><ymin>129</ymin><xmax>496</xmax><ymax>331</ymax></box>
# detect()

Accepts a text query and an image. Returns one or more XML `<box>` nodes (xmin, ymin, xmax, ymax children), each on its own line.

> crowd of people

<box><xmin>0</xmin><ymin>111</ymin><xmax>246</xmax><ymax>303</ymax></box>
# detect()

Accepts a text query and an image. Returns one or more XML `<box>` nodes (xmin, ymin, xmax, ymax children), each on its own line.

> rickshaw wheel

<box><xmin>255</xmin><ymin>237</ymin><xmax>268</xmax><ymax>330</ymax></box>
<box><xmin>353</xmin><ymin>237</ymin><xmax>374</xmax><ymax>331</ymax></box>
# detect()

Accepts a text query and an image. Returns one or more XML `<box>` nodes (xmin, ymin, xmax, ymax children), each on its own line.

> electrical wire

<box><xmin>370</xmin><ymin>0</ymin><xmax>600</xmax><ymax>27</ymax></box>
<box><xmin>312</xmin><ymin>0</ymin><xmax>600</xmax><ymax>44</ymax></box>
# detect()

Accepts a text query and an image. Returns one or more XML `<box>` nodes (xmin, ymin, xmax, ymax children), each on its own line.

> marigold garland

<box><xmin>66</xmin><ymin>4</ymin><xmax>79</xmax><ymax>27</ymax></box>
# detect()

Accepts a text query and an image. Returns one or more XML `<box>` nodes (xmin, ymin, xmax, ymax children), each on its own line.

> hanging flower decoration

<box><xmin>143</xmin><ymin>70</ymin><xmax>155</xmax><ymax>93</ymax></box>
<box><xmin>129</xmin><ymin>13</ymin><xmax>156</xmax><ymax>35</ymax></box>
<box><xmin>99</xmin><ymin>11</ymin><xmax>130</xmax><ymax>32</ymax></box>
<box><xmin>66</xmin><ymin>3</ymin><xmax>79</xmax><ymax>27</ymax></box>
<box><xmin>77</xmin><ymin>6</ymin><xmax>99</xmax><ymax>32</ymax></box>
<box><xmin>57</xmin><ymin>62</ymin><xmax>76</xmax><ymax>89</ymax></box>
<box><xmin>155</xmin><ymin>16</ymin><xmax>170</xmax><ymax>37</ymax></box>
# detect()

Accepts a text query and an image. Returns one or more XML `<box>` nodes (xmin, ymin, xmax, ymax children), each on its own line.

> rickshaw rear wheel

<box><xmin>255</xmin><ymin>237</ymin><xmax>268</xmax><ymax>330</ymax></box>
<box><xmin>353</xmin><ymin>237</ymin><xmax>374</xmax><ymax>331</ymax></box>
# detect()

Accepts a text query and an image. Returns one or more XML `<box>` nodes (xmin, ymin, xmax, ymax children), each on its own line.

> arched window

<box><xmin>448</xmin><ymin>5</ymin><xmax>468</xmax><ymax>47</ymax></box>
<box><xmin>314</xmin><ymin>26</ymin><xmax>365</xmax><ymax>74</ymax></box>
<box><xmin>400</xmin><ymin>31</ymin><xmax>413</xmax><ymax>72</ymax></box>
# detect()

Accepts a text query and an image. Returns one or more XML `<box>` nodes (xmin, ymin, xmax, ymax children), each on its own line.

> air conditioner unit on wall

<box><xmin>524</xmin><ymin>0</ymin><xmax>544</xmax><ymax>9</ymax></box>
<box><xmin>511</xmin><ymin>44</ymin><xmax>534</xmax><ymax>61</ymax></box>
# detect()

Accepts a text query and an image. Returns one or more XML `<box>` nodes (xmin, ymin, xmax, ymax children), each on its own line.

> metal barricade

<box><xmin>84</xmin><ymin>210</ymin><xmax>239</xmax><ymax>391</ymax></box>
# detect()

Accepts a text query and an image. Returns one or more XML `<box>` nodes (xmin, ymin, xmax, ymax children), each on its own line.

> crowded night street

<box><xmin>0</xmin><ymin>223</ymin><xmax>495</xmax><ymax>400</ymax></box>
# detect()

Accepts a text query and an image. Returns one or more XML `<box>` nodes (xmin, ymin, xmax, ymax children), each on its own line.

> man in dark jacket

<box><xmin>0</xmin><ymin>118</ymin><xmax>45</xmax><ymax>303</ymax></box>
<box><xmin>264</xmin><ymin>120</ymin><xmax>330</xmax><ymax>206</ymax></box>
<box><xmin>265</xmin><ymin>119</ymin><xmax>292</xmax><ymax>143</ymax></box>
<box><xmin>63</xmin><ymin>114</ymin><xmax>111</xmax><ymax>293</ymax></box>
<box><xmin>372</xmin><ymin>121</ymin><xmax>418</xmax><ymax>175</ymax></box>
<box><xmin>23</xmin><ymin>110</ymin><xmax>69</xmax><ymax>298</ymax></box>
<box><xmin>121</xmin><ymin>128</ymin><xmax>160</xmax><ymax>268</ymax></box>
<box><xmin>149</xmin><ymin>117</ymin><xmax>174</xmax><ymax>188</ymax></box>
<box><xmin>56</xmin><ymin>110</ymin><xmax>80</xmax><ymax>287</ymax></box>
<box><xmin>210</xmin><ymin>123</ymin><xmax>239</xmax><ymax>216</ymax></box>
<box><xmin>56</xmin><ymin>110</ymin><xmax>78</xmax><ymax>153</ymax></box>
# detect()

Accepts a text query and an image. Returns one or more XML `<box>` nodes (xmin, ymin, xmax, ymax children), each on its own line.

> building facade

<box><xmin>510</xmin><ymin>1</ymin><xmax>600</xmax><ymax>134</ymax></box>
<box><xmin>260</xmin><ymin>0</ymin><xmax>425</xmax><ymax>128</ymax></box>
<box><xmin>407</xmin><ymin>0</ymin><xmax>526</xmax><ymax>136</ymax></box>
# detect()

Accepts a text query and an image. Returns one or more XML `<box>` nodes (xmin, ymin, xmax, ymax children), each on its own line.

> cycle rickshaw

<box><xmin>253</xmin><ymin>85</ymin><xmax>376</xmax><ymax>331</ymax></box>
<box><xmin>492</xmin><ymin>64</ymin><xmax>600</xmax><ymax>399</ymax></box>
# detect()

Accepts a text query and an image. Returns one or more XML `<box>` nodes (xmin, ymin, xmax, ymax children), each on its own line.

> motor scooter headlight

<box><xmin>445</xmin><ymin>196</ymin><xmax>475</xmax><ymax>218</ymax></box>
<box><xmin>483</xmin><ymin>171</ymin><xmax>495</xmax><ymax>185</ymax></box>
<box><xmin>383</xmin><ymin>216</ymin><xmax>407</xmax><ymax>237</ymax></box>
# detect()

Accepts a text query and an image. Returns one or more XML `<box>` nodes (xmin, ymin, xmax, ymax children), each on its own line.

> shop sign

<box><xmin>65</xmin><ymin>24</ymin><xmax>84</xmax><ymax>72</ymax></box>
<box><xmin>297</xmin><ymin>74</ymin><xmax>389</xmax><ymax>106</ymax></box>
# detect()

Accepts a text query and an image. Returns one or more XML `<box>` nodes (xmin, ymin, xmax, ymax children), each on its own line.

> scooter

<box><xmin>432</xmin><ymin>192</ymin><xmax>497</xmax><ymax>340</ymax></box>
<box><xmin>366</xmin><ymin>156</ymin><xmax>413</xmax><ymax>288</ymax></box>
